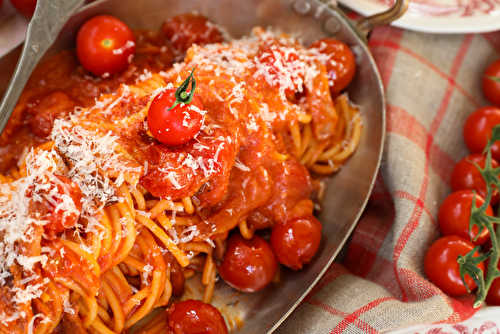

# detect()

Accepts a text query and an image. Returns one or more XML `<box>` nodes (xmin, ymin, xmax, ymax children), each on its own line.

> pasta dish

<box><xmin>0</xmin><ymin>13</ymin><xmax>361</xmax><ymax>334</ymax></box>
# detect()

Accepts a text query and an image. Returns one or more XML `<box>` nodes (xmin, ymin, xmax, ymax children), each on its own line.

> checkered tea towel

<box><xmin>277</xmin><ymin>26</ymin><xmax>500</xmax><ymax>334</ymax></box>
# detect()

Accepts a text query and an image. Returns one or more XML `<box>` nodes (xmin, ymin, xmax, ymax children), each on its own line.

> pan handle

<box><xmin>356</xmin><ymin>0</ymin><xmax>410</xmax><ymax>34</ymax></box>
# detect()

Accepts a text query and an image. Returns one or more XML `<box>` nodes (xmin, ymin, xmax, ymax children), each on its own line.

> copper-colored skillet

<box><xmin>0</xmin><ymin>0</ymin><xmax>408</xmax><ymax>332</ymax></box>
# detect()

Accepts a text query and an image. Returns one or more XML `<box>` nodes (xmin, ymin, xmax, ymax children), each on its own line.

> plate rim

<box><xmin>339</xmin><ymin>0</ymin><xmax>500</xmax><ymax>33</ymax></box>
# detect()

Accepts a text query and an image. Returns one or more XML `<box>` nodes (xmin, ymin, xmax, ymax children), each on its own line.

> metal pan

<box><xmin>0</xmin><ymin>0</ymin><xmax>407</xmax><ymax>332</ymax></box>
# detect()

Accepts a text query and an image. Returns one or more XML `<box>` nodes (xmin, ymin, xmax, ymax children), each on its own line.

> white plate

<box><xmin>338</xmin><ymin>0</ymin><xmax>500</xmax><ymax>33</ymax></box>
<box><xmin>385</xmin><ymin>306</ymin><xmax>500</xmax><ymax>334</ymax></box>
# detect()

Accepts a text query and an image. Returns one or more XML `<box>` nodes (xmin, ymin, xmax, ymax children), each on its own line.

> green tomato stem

<box><xmin>458</xmin><ymin>125</ymin><xmax>500</xmax><ymax>308</ymax></box>
<box><xmin>474</xmin><ymin>222</ymin><xmax>497</xmax><ymax>307</ymax></box>
<box><xmin>168</xmin><ymin>67</ymin><xmax>197</xmax><ymax>111</ymax></box>
<box><xmin>485</xmin><ymin>75</ymin><xmax>500</xmax><ymax>83</ymax></box>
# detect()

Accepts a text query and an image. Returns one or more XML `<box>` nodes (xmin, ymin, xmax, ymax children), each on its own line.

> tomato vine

<box><xmin>459</xmin><ymin>125</ymin><xmax>500</xmax><ymax>307</ymax></box>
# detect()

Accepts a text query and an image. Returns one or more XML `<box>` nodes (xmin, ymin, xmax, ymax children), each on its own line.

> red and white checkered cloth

<box><xmin>277</xmin><ymin>27</ymin><xmax>500</xmax><ymax>333</ymax></box>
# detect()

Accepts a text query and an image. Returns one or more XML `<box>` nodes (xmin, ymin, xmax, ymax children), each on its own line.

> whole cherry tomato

<box><xmin>162</xmin><ymin>13</ymin><xmax>223</xmax><ymax>54</ymax></box>
<box><xmin>256</xmin><ymin>45</ymin><xmax>304</xmax><ymax>98</ymax></box>
<box><xmin>450</xmin><ymin>153</ymin><xmax>500</xmax><ymax>205</ymax></box>
<box><xmin>42</xmin><ymin>175</ymin><xmax>83</xmax><ymax>238</ymax></box>
<box><xmin>168</xmin><ymin>300</ymin><xmax>228</xmax><ymax>334</ymax></box>
<box><xmin>10</xmin><ymin>0</ymin><xmax>37</xmax><ymax>17</ymax></box>
<box><xmin>463</xmin><ymin>106</ymin><xmax>500</xmax><ymax>161</ymax></box>
<box><xmin>424</xmin><ymin>235</ymin><xmax>484</xmax><ymax>296</ymax></box>
<box><xmin>147</xmin><ymin>74</ymin><xmax>204</xmax><ymax>146</ymax></box>
<box><xmin>308</xmin><ymin>38</ymin><xmax>356</xmax><ymax>95</ymax></box>
<box><xmin>270</xmin><ymin>215</ymin><xmax>322</xmax><ymax>270</ymax></box>
<box><xmin>218</xmin><ymin>233</ymin><xmax>277</xmax><ymax>293</ymax></box>
<box><xmin>76</xmin><ymin>15</ymin><xmax>135</xmax><ymax>77</ymax></box>
<box><xmin>438</xmin><ymin>190</ymin><xmax>492</xmax><ymax>246</ymax></box>
<box><xmin>485</xmin><ymin>257</ymin><xmax>500</xmax><ymax>306</ymax></box>
<box><xmin>483</xmin><ymin>59</ymin><xmax>500</xmax><ymax>107</ymax></box>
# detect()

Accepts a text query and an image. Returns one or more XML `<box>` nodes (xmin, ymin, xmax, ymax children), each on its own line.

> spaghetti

<box><xmin>0</xmin><ymin>15</ymin><xmax>361</xmax><ymax>334</ymax></box>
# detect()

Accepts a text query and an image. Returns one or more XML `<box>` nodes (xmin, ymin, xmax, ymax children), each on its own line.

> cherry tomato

<box><xmin>218</xmin><ymin>233</ymin><xmax>277</xmax><ymax>293</ymax></box>
<box><xmin>162</xmin><ymin>13</ymin><xmax>223</xmax><ymax>54</ymax></box>
<box><xmin>483</xmin><ymin>238</ymin><xmax>493</xmax><ymax>253</ymax></box>
<box><xmin>43</xmin><ymin>175</ymin><xmax>83</xmax><ymax>237</ymax></box>
<box><xmin>483</xmin><ymin>59</ymin><xmax>500</xmax><ymax>107</ymax></box>
<box><xmin>308</xmin><ymin>38</ymin><xmax>356</xmax><ymax>95</ymax></box>
<box><xmin>438</xmin><ymin>190</ymin><xmax>492</xmax><ymax>246</ymax></box>
<box><xmin>463</xmin><ymin>106</ymin><xmax>500</xmax><ymax>161</ymax></box>
<box><xmin>424</xmin><ymin>235</ymin><xmax>484</xmax><ymax>296</ymax></box>
<box><xmin>147</xmin><ymin>88</ymin><xmax>204</xmax><ymax>146</ymax></box>
<box><xmin>450</xmin><ymin>153</ymin><xmax>500</xmax><ymax>205</ymax></box>
<box><xmin>485</xmin><ymin>258</ymin><xmax>500</xmax><ymax>306</ymax></box>
<box><xmin>10</xmin><ymin>0</ymin><xmax>37</xmax><ymax>17</ymax></box>
<box><xmin>270</xmin><ymin>215</ymin><xmax>322</xmax><ymax>270</ymax></box>
<box><xmin>168</xmin><ymin>300</ymin><xmax>228</xmax><ymax>334</ymax></box>
<box><xmin>76</xmin><ymin>15</ymin><xmax>135</xmax><ymax>77</ymax></box>
<box><xmin>256</xmin><ymin>45</ymin><xmax>304</xmax><ymax>98</ymax></box>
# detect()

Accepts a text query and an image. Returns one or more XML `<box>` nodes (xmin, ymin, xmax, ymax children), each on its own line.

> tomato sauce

<box><xmin>2</xmin><ymin>16</ymin><xmax>325</xmax><ymax>243</ymax></box>
<box><xmin>0</xmin><ymin>13</ymin><xmax>356</xmax><ymax>334</ymax></box>
<box><xmin>0</xmin><ymin>29</ymin><xmax>174</xmax><ymax>174</ymax></box>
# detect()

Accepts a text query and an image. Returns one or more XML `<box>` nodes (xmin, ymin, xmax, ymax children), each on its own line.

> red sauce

<box><xmin>3</xmin><ymin>16</ymin><xmax>330</xmax><ymax>243</ymax></box>
<box><xmin>162</xmin><ymin>13</ymin><xmax>224</xmax><ymax>54</ymax></box>
<box><xmin>0</xmin><ymin>14</ymin><xmax>352</xmax><ymax>334</ymax></box>
<box><xmin>0</xmin><ymin>29</ymin><xmax>174</xmax><ymax>174</ymax></box>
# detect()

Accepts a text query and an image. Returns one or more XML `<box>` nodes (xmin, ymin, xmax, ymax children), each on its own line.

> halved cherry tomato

<box><xmin>10</xmin><ymin>0</ymin><xmax>37</xmax><ymax>18</ymax></box>
<box><xmin>162</xmin><ymin>13</ymin><xmax>223</xmax><ymax>54</ymax></box>
<box><xmin>76</xmin><ymin>15</ymin><xmax>135</xmax><ymax>77</ymax></box>
<box><xmin>168</xmin><ymin>300</ymin><xmax>228</xmax><ymax>334</ymax></box>
<box><xmin>147</xmin><ymin>86</ymin><xmax>204</xmax><ymax>146</ymax></box>
<box><xmin>463</xmin><ymin>106</ymin><xmax>500</xmax><ymax>161</ymax></box>
<box><xmin>308</xmin><ymin>38</ymin><xmax>356</xmax><ymax>95</ymax></box>
<box><xmin>450</xmin><ymin>153</ymin><xmax>500</xmax><ymax>205</ymax></box>
<box><xmin>42</xmin><ymin>175</ymin><xmax>83</xmax><ymax>238</ymax></box>
<box><xmin>256</xmin><ymin>45</ymin><xmax>304</xmax><ymax>98</ymax></box>
<box><xmin>483</xmin><ymin>59</ymin><xmax>500</xmax><ymax>107</ymax></box>
<box><xmin>424</xmin><ymin>235</ymin><xmax>484</xmax><ymax>296</ymax></box>
<box><xmin>438</xmin><ymin>190</ymin><xmax>492</xmax><ymax>246</ymax></box>
<box><xmin>218</xmin><ymin>233</ymin><xmax>277</xmax><ymax>293</ymax></box>
<box><xmin>270</xmin><ymin>215</ymin><xmax>322</xmax><ymax>270</ymax></box>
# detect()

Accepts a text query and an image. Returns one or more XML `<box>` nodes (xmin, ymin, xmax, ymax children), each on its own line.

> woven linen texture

<box><xmin>277</xmin><ymin>27</ymin><xmax>500</xmax><ymax>334</ymax></box>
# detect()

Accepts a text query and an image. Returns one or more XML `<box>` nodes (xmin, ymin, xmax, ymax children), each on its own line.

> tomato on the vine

<box><xmin>424</xmin><ymin>235</ymin><xmax>484</xmax><ymax>296</ymax></box>
<box><xmin>463</xmin><ymin>106</ymin><xmax>500</xmax><ymax>161</ymax></box>
<box><xmin>76</xmin><ymin>15</ymin><xmax>135</xmax><ymax>77</ymax></box>
<box><xmin>483</xmin><ymin>59</ymin><xmax>500</xmax><ymax>107</ymax></box>
<box><xmin>270</xmin><ymin>215</ymin><xmax>322</xmax><ymax>270</ymax></box>
<box><xmin>450</xmin><ymin>153</ymin><xmax>500</xmax><ymax>205</ymax></box>
<box><xmin>147</xmin><ymin>71</ymin><xmax>204</xmax><ymax>146</ymax></box>
<box><xmin>10</xmin><ymin>0</ymin><xmax>37</xmax><ymax>18</ymax></box>
<box><xmin>162</xmin><ymin>13</ymin><xmax>223</xmax><ymax>54</ymax></box>
<box><xmin>167</xmin><ymin>300</ymin><xmax>228</xmax><ymax>334</ymax></box>
<box><xmin>218</xmin><ymin>234</ymin><xmax>277</xmax><ymax>293</ymax></box>
<box><xmin>485</xmin><ymin>258</ymin><xmax>500</xmax><ymax>306</ymax></box>
<box><xmin>438</xmin><ymin>190</ymin><xmax>492</xmax><ymax>246</ymax></box>
<box><xmin>308</xmin><ymin>38</ymin><xmax>356</xmax><ymax>95</ymax></box>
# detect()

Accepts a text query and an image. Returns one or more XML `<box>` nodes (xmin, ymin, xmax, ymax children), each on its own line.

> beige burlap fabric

<box><xmin>277</xmin><ymin>27</ymin><xmax>500</xmax><ymax>333</ymax></box>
